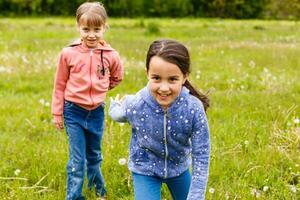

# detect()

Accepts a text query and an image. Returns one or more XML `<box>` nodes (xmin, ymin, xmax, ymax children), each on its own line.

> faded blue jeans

<box><xmin>63</xmin><ymin>101</ymin><xmax>106</xmax><ymax>200</ymax></box>
<box><xmin>132</xmin><ymin>170</ymin><xmax>191</xmax><ymax>200</ymax></box>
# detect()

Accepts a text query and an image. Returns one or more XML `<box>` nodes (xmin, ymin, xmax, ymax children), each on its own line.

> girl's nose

<box><xmin>88</xmin><ymin>32</ymin><xmax>96</xmax><ymax>37</ymax></box>
<box><xmin>159</xmin><ymin>82</ymin><xmax>169</xmax><ymax>91</ymax></box>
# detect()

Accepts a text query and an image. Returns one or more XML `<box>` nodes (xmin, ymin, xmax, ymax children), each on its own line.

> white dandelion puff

<box><xmin>225</xmin><ymin>192</ymin><xmax>230</xmax><ymax>199</ymax></box>
<box><xmin>39</xmin><ymin>98</ymin><xmax>45</xmax><ymax>105</ymax></box>
<box><xmin>39</xmin><ymin>98</ymin><xmax>50</xmax><ymax>107</ymax></box>
<box><xmin>290</xmin><ymin>185</ymin><xmax>297</xmax><ymax>193</ymax></box>
<box><xmin>0</xmin><ymin>66</ymin><xmax>12</xmax><ymax>73</ymax></box>
<box><xmin>14</xmin><ymin>169</ymin><xmax>21</xmax><ymax>176</ymax></box>
<box><xmin>293</xmin><ymin>118</ymin><xmax>299</xmax><ymax>124</ymax></box>
<box><xmin>249</xmin><ymin>60</ymin><xmax>256</xmax><ymax>68</ymax></box>
<box><xmin>250</xmin><ymin>188</ymin><xmax>261</xmax><ymax>198</ymax></box>
<box><xmin>263</xmin><ymin>186</ymin><xmax>269</xmax><ymax>192</ymax></box>
<box><xmin>209</xmin><ymin>187</ymin><xmax>215</xmax><ymax>194</ymax></box>
<box><xmin>22</xmin><ymin>55</ymin><xmax>29</xmax><ymax>63</ymax></box>
<box><xmin>118</xmin><ymin>158</ymin><xmax>127</xmax><ymax>165</ymax></box>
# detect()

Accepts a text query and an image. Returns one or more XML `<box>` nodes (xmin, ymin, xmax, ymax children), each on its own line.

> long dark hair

<box><xmin>146</xmin><ymin>39</ymin><xmax>209</xmax><ymax>111</ymax></box>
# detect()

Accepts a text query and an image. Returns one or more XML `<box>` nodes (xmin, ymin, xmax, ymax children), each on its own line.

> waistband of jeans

<box><xmin>64</xmin><ymin>100</ymin><xmax>105</xmax><ymax>112</ymax></box>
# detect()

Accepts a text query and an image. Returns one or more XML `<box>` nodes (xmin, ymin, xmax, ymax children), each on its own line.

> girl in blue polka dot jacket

<box><xmin>109</xmin><ymin>39</ymin><xmax>210</xmax><ymax>200</ymax></box>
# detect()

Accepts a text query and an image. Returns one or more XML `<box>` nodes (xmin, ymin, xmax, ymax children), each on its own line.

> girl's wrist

<box><xmin>53</xmin><ymin>115</ymin><xmax>63</xmax><ymax>123</ymax></box>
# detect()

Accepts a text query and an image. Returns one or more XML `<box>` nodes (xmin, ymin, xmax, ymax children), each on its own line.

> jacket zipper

<box><xmin>163</xmin><ymin>110</ymin><xmax>169</xmax><ymax>178</ymax></box>
<box><xmin>89</xmin><ymin>50</ymin><xmax>94</xmax><ymax>106</ymax></box>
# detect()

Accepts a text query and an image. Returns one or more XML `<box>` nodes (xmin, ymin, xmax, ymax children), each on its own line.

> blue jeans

<box><xmin>63</xmin><ymin>101</ymin><xmax>106</xmax><ymax>200</ymax></box>
<box><xmin>132</xmin><ymin>170</ymin><xmax>191</xmax><ymax>200</ymax></box>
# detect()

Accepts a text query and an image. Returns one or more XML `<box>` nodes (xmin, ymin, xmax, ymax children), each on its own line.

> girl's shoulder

<box><xmin>184</xmin><ymin>93</ymin><xmax>206</xmax><ymax>113</ymax></box>
<box><xmin>123</xmin><ymin>91</ymin><xmax>143</xmax><ymax>109</ymax></box>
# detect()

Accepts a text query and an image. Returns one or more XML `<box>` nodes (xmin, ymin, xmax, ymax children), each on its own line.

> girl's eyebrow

<box><xmin>150</xmin><ymin>74</ymin><xmax>180</xmax><ymax>77</ymax></box>
<box><xmin>150</xmin><ymin>74</ymin><xmax>160</xmax><ymax>77</ymax></box>
<box><xmin>168</xmin><ymin>75</ymin><xmax>180</xmax><ymax>79</ymax></box>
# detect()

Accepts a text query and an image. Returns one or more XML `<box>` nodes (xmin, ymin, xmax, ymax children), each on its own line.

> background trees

<box><xmin>0</xmin><ymin>0</ymin><xmax>299</xmax><ymax>19</ymax></box>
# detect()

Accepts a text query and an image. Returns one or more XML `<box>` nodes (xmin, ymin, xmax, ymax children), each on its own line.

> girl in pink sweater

<box><xmin>51</xmin><ymin>2</ymin><xmax>123</xmax><ymax>199</ymax></box>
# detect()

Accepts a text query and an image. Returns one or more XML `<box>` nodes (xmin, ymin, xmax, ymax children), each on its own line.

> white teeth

<box><xmin>159</xmin><ymin>94</ymin><xmax>169</xmax><ymax>97</ymax></box>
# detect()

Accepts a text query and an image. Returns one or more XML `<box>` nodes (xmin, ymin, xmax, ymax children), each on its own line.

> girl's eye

<box><xmin>152</xmin><ymin>76</ymin><xmax>160</xmax><ymax>81</ymax></box>
<box><xmin>170</xmin><ymin>77</ymin><xmax>178</xmax><ymax>82</ymax></box>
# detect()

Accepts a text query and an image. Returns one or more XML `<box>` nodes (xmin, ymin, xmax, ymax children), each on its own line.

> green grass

<box><xmin>0</xmin><ymin>17</ymin><xmax>299</xmax><ymax>199</ymax></box>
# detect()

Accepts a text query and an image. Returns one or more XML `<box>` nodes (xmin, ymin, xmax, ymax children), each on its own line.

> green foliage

<box><xmin>1</xmin><ymin>0</ymin><xmax>299</xmax><ymax>19</ymax></box>
<box><xmin>145</xmin><ymin>21</ymin><xmax>160</xmax><ymax>35</ymax></box>
<box><xmin>202</xmin><ymin>0</ymin><xmax>267</xmax><ymax>18</ymax></box>
<box><xmin>264</xmin><ymin>0</ymin><xmax>300</xmax><ymax>20</ymax></box>
<box><xmin>0</xmin><ymin>18</ymin><xmax>300</xmax><ymax>199</ymax></box>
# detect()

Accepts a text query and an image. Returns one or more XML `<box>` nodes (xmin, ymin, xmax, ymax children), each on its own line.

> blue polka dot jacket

<box><xmin>109</xmin><ymin>86</ymin><xmax>210</xmax><ymax>200</ymax></box>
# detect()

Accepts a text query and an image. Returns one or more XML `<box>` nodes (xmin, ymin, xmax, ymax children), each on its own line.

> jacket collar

<box><xmin>139</xmin><ymin>84</ymin><xmax>190</xmax><ymax>113</ymax></box>
<box><xmin>68</xmin><ymin>39</ymin><xmax>114</xmax><ymax>52</ymax></box>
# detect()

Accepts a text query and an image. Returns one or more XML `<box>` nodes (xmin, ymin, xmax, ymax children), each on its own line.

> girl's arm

<box><xmin>109</xmin><ymin>95</ymin><xmax>131</xmax><ymax>123</ymax></box>
<box><xmin>51</xmin><ymin>51</ymin><xmax>69</xmax><ymax>128</ymax></box>
<box><xmin>109</xmin><ymin>52</ymin><xmax>123</xmax><ymax>90</ymax></box>
<box><xmin>187</xmin><ymin>104</ymin><xmax>210</xmax><ymax>200</ymax></box>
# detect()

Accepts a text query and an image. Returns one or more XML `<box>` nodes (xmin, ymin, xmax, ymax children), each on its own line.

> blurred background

<box><xmin>0</xmin><ymin>0</ymin><xmax>300</xmax><ymax>20</ymax></box>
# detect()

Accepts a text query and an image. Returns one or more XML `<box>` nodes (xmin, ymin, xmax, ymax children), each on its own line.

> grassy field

<box><xmin>0</xmin><ymin>17</ymin><xmax>299</xmax><ymax>199</ymax></box>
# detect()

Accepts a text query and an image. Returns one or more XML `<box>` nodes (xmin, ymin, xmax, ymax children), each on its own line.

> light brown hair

<box><xmin>76</xmin><ymin>2</ymin><xmax>107</xmax><ymax>27</ymax></box>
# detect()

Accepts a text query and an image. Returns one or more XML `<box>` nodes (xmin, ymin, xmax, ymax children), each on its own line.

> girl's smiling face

<box><xmin>147</xmin><ymin>56</ymin><xmax>187</xmax><ymax>110</ymax></box>
<box><xmin>78</xmin><ymin>22</ymin><xmax>105</xmax><ymax>48</ymax></box>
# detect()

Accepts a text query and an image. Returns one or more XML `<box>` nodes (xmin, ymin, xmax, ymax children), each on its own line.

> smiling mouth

<box><xmin>158</xmin><ymin>93</ymin><xmax>171</xmax><ymax>99</ymax></box>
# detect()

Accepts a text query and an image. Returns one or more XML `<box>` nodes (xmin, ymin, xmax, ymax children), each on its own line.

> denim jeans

<box><xmin>132</xmin><ymin>170</ymin><xmax>191</xmax><ymax>200</ymax></box>
<box><xmin>63</xmin><ymin>101</ymin><xmax>106</xmax><ymax>200</ymax></box>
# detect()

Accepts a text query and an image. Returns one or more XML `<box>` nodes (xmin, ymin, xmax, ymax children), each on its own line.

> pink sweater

<box><xmin>52</xmin><ymin>40</ymin><xmax>123</xmax><ymax>123</ymax></box>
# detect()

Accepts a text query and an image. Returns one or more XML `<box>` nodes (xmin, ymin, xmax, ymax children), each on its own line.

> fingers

<box><xmin>120</xmin><ymin>95</ymin><xmax>126</xmax><ymax>101</ymax></box>
<box><xmin>55</xmin><ymin>122</ymin><xmax>64</xmax><ymax>130</ymax></box>
<box><xmin>115</xmin><ymin>94</ymin><xmax>120</xmax><ymax>101</ymax></box>
<box><xmin>110</xmin><ymin>94</ymin><xmax>124</xmax><ymax>102</ymax></box>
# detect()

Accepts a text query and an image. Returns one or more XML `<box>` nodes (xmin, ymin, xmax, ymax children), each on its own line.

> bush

<box><xmin>145</xmin><ymin>22</ymin><xmax>160</xmax><ymax>35</ymax></box>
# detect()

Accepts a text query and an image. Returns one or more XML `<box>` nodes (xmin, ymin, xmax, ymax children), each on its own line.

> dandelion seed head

<box><xmin>209</xmin><ymin>187</ymin><xmax>215</xmax><ymax>194</ymax></box>
<box><xmin>249</xmin><ymin>60</ymin><xmax>256</xmax><ymax>68</ymax></box>
<box><xmin>225</xmin><ymin>192</ymin><xmax>230</xmax><ymax>199</ymax></box>
<box><xmin>14</xmin><ymin>169</ymin><xmax>21</xmax><ymax>176</ymax></box>
<box><xmin>290</xmin><ymin>185</ymin><xmax>297</xmax><ymax>193</ymax></box>
<box><xmin>250</xmin><ymin>188</ymin><xmax>261</xmax><ymax>198</ymax></box>
<box><xmin>118</xmin><ymin>158</ymin><xmax>126</xmax><ymax>165</ymax></box>
<box><xmin>263</xmin><ymin>186</ymin><xmax>269</xmax><ymax>192</ymax></box>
